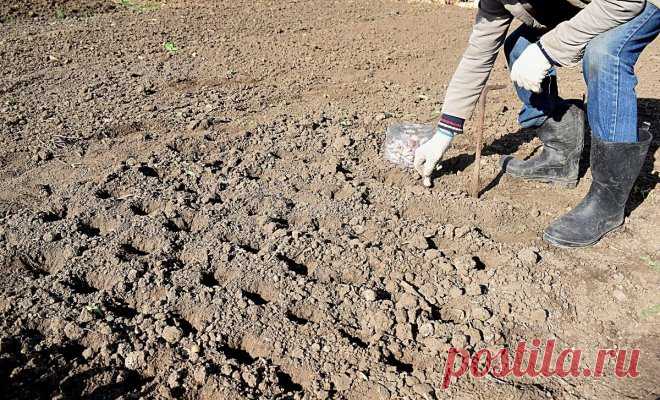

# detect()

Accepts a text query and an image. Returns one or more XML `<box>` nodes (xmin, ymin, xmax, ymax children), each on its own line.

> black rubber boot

<box><xmin>543</xmin><ymin>130</ymin><xmax>652</xmax><ymax>248</ymax></box>
<box><xmin>501</xmin><ymin>101</ymin><xmax>585</xmax><ymax>188</ymax></box>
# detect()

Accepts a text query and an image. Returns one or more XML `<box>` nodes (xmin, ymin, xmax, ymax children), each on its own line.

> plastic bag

<box><xmin>383</xmin><ymin>123</ymin><xmax>435</xmax><ymax>169</ymax></box>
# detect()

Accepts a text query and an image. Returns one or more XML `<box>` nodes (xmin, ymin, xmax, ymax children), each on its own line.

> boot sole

<box><xmin>542</xmin><ymin>224</ymin><xmax>624</xmax><ymax>249</ymax></box>
<box><xmin>505</xmin><ymin>173</ymin><xmax>578</xmax><ymax>189</ymax></box>
<box><xmin>500</xmin><ymin>157</ymin><xmax>578</xmax><ymax>188</ymax></box>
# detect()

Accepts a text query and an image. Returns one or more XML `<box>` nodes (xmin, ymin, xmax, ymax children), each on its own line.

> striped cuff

<box><xmin>537</xmin><ymin>41</ymin><xmax>559</xmax><ymax>67</ymax></box>
<box><xmin>438</xmin><ymin>114</ymin><xmax>464</xmax><ymax>134</ymax></box>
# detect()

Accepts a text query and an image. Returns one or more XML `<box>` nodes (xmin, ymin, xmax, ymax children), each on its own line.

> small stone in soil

<box><xmin>162</xmin><ymin>326</ymin><xmax>183</xmax><ymax>344</ymax></box>
<box><xmin>518</xmin><ymin>248</ymin><xmax>540</xmax><ymax>266</ymax></box>
<box><xmin>362</xmin><ymin>289</ymin><xmax>376</xmax><ymax>302</ymax></box>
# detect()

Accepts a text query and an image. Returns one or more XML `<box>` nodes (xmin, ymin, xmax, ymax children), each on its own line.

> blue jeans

<box><xmin>504</xmin><ymin>25</ymin><xmax>560</xmax><ymax>129</ymax></box>
<box><xmin>504</xmin><ymin>3</ymin><xmax>660</xmax><ymax>142</ymax></box>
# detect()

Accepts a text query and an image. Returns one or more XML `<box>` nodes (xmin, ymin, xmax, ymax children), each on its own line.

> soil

<box><xmin>0</xmin><ymin>1</ymin><xmax>658</xmax><ymax>399</ymax></box>
<box><xmin>0</xmin><ymin>0</ymin><xmax>117</xmax><ymax>21</ymax></box>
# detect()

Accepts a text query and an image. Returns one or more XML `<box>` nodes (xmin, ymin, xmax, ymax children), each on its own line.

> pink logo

<box><xmin>442</xmin><ymin>339</ymin><xmax>640</xmax><ymax>389</ymax></box>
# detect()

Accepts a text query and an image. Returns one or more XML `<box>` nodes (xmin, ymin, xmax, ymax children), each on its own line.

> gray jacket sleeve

<box><xmin>540</xmin><ymin>0</ymin><xmax>646</xmax><ymax>66</ymax></box>
<box><xmin>441</xmin><ymin>0</ymin><xmax>512</xmax><ymax>120</ymax></box>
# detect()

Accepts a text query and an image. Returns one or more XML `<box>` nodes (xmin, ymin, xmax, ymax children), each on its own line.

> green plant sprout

<box><xmin>640</xmin><ymin>255</ymin><xmax>659</xmax><ymax>272</ymax></box>
<box><xmin>164</xmin><ymin>41</ymin><xmax>179</xmax><ymax>54</ymax></box>
<box><xmin>640</xmin><ymin>303</ymin><xmax>660</xmax><ymax>319</ymax></box>
<box><xmin>85</xmin><ymin>304</ymin><xmax>104</xmax><ymax>317</ymax></box>
<box><xmin>119</xmin><ymin>0</ymin><xmax>161</xmax><ymax>12</ymax></box>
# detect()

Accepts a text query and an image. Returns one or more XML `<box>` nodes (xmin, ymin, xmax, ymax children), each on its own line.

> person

<box><xmin>414</xmin><ymin>0</ymin><xmax>659</xmax><ymax>248</ymax></box>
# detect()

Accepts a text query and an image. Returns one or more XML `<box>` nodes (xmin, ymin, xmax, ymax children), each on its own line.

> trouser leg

<box><xmin>504</xmin><ymin>25</ymin><xmax>560</xmax><ymax>128</ymax></box>
<box><xmin>543</xmin><ymin>3</ymin><xmax>659</xmax><ymax>247</ymax></box>
<box><xmin>583</xmin><ymin>3</ymin><xmax>660</xmax><ymax>143</ymax></box>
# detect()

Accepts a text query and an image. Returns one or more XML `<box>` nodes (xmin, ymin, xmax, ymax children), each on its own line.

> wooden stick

<box><xmin>471</xmin><ymin>84</ymin><xmax>506</xmax><ymax>198</ymax></box>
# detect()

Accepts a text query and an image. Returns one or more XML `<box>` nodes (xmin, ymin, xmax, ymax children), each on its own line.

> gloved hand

<box><xmin>413</xmin><ymin>128</ymin><xmax>454</xmax><ymax>187</ymax></box>
<box><xmin>510</xmin><ymin>43</ymin><xmax>551</xmax><ymax>93</ymax></box>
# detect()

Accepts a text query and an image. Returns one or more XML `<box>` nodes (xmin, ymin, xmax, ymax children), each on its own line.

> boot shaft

<box><xmin>542</xmin><ymin>129</ymin><xmax>653</xmax><ymax>248</ymax></box>
<box><xmin>588</xmin><ymin>129</ymin><xmax>653</xmax><ymax>207</ymax></box>
<box><xmin>537</xmin><ymin>101</ymin><xmax>585</xmax><ymax>153</ymax></box>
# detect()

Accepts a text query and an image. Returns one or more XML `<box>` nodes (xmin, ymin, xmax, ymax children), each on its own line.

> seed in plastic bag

<box><xmin>382</xmin><ymin>123</ymin><xmax>435</xmax><ymax>169</ymax></box>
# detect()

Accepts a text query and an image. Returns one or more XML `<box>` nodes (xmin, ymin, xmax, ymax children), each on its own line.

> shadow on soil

<box><xmin>439</xmin><ymin>98</ymin><xmax>659</xmax><ymax>208</ymax></box>
<box><xmin>0</xmin><ymin>332</ymin><xmax>152</xmax><ymax>399</ymax></box>
<box><xmin>627</xmin><ymin>98</ymin><xmax>659</xmax><ymax>214</ymax></box>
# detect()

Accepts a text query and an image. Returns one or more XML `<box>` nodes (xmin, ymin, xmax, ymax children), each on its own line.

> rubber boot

<box><xmin>543</xmin><ymin>130</ymin><xmax>652</xmax><ymax>248</ymax></box>
<box><xmin>501</xmin><ymin>101</ymin><xmax>585</xmax><ymax>188</ymax></box>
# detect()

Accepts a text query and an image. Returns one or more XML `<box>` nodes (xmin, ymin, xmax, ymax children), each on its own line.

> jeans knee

<box><xmin>584</xmin><ymin>38</ymin><xmax>617</xmax><ymax>80</ymax></box>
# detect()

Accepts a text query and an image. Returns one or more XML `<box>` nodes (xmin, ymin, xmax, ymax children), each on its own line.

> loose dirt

<box><xmin>1</xmin><ymin>1</ymin><xmax>658</xmax><ymax>399</ymax></box>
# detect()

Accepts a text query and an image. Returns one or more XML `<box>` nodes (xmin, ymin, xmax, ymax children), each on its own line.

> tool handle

<box><xmin>470</xmin><ymin>84</ymin><xmax>507</xmax><ymax>198</ymax></box>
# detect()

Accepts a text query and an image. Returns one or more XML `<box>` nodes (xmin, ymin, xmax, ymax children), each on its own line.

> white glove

<box><xmin>510</xmin><ymin>43</ymin><xmax>551</xmax><ymax>93</ymax></box>
<box><xmin>413</xmin><ymin>129</ymin><xmax>454</xmax><ymax>187</ymax></box>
